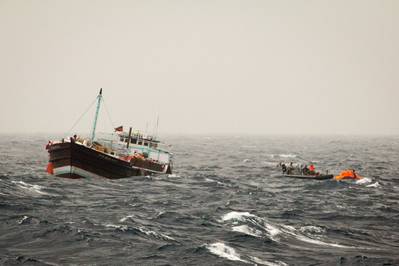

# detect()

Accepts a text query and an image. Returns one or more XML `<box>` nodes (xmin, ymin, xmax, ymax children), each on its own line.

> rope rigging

<box><xmin>66</xmin><ymin>92</ymin><xmax>116</xmax><ymax>135</ymax></box>
<box><xmin>67</xmin><ymin>97</ymin><xmax>97</xmax><ymax>134</ymax></box>
<box><xmin>102</xmin><ymin>97</ymin><xmax>116</xmax><ymax>130</ymax></box>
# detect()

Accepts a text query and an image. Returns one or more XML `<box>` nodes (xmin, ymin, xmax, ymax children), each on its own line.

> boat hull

<box><xmin>278</xmin><ymin>174</ymin><xmax>333</xmax><ymax>180</ymax></box>
<box><xmin>47</xmin><ymin>142</ymin><xmax>170</xmax><ymax>179</ymax></box>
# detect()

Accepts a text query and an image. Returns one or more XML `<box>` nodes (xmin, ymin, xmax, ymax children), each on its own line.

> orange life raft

<box><xmin>334</xmin><ymin>170</ymin><xmax>362</xmax><ymax>181</ymax></box>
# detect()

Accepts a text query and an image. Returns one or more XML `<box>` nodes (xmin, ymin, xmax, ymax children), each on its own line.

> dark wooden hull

<box><xmin>47</xmin><ymin>142</ymin><xmax>171</xmax><ymax>179</ymax></box>
<box><xmin>279</xmin><ymin>174</ymin><xmax>333</xmax><ymax>180</ymax></box>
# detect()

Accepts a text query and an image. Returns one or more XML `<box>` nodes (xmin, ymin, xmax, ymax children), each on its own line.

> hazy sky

<box><xmin>0</xmin><ymin>0</ymin><xmax>398</xmax><ymax>135</ymax></box>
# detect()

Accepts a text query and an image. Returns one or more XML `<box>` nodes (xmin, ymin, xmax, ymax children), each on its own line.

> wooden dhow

<box><xmin>46</xmin><ymin>89</ymin><xmax>173</xmax><ymax>179</ymax></box>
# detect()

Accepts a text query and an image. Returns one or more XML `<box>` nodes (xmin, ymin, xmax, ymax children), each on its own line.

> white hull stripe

<box><xmin>53</xmin><ymin>166</ymin><xmax>104</xmax><ymax>179</ymax></box>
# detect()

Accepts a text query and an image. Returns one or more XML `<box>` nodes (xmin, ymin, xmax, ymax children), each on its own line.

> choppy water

<box><xmin>1</xmin><ymin>134</ymin><xmax>399</xmax><ymax>265</ymax></box>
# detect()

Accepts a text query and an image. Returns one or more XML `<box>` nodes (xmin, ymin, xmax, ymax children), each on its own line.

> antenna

<box><xmin>155</xmin><ymin>114</ymin><xmax>159</xmax><ymax>140</ymax></box>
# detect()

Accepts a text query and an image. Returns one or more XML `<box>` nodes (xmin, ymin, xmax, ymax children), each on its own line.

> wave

<box><xmin>119</xmin><ymin>215</ymin><xmax>135</xmax><ymax>222</ymax></box>
<box><xmin>299</xmin><ymin>225</ymin><xmax>326</xmax><ymax>234</ymax></box>
<box><xmin>204</xmin><ymin>177</ymin><xmax>224</xmax><ymax>185</ymax></box>
<box><xmin>221</xmin><ymin>211</ymin><xmax>354</xmax><ymax>248</ymax></box>
<box><xmin>18</xmin><ymin>215</ymin><xmax>30</xmax><ymax>225</ymax></box>
<box><xmin>221</xmin><ymin>211</ymin><xmax>281</xmax><ymax>241</ymax></box>
<box><xmin>0</xmin><ymin>255</ymin><xmax>55</xmax><ymax>266</ymax></box>
<box><xmin>206</xmin><ymin>242</ymin><xmax>245</xmax><ymax>263</ymax></box>
<box><xmin>206</xmin><ymin>242</ymin><xmax>287</xmax><ymax>266</ymax></box>
<box><xmin>221</xmin><ymin>211</ymin><xmax>255</xmax><ymax>222</ymax></box>
<box><xmin>105</xmin><ymin>223</ymin><xmax>175</xmax><ymax>241</ymax></box>
<box><xmin>232</xmin><ymin>225</ymin><xmax>262</xmax><ymax>238</ymax></box>
<box><xmin>280</xmin><ymin>225</ymin><xmax>354</xmax><ymax>248</ymax></box>
<box><xmin>11</xmin><ymin>180</ymin><xmax>53</xmax><ymax>196</ymax></box>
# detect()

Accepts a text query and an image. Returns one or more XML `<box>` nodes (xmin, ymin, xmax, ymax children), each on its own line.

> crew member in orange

<box><xmin>309</xmin><ymin>164</ymin><xmax>315</xmax><ymax>174</ymax></box>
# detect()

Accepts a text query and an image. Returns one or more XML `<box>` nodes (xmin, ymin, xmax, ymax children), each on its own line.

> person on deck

<box><xmin>45</xmin><ymin>141</ymin><xmax>52</xmax><ymax>150</ymax></box>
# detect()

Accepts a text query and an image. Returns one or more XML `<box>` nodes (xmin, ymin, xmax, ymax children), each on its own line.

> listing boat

<box><xmin>46</xmin><ymin>89</ymin><xmax>173</xmax><ymax>179</ymax></box>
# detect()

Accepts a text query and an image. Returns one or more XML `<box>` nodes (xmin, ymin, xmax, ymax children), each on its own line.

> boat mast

<box><xmin>90</xmin><ymin>88</ymin><xmax>103</xmax><ymax>141</ymax></box>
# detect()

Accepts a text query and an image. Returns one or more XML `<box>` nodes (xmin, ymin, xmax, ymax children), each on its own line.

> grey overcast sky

<box><xmin>0</xmin><ymin>0</ymin><xmax>398</xmax><ymax>135</ymax></box>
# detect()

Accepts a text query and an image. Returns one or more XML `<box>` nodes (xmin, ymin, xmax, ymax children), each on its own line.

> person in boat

<box><xmin>309</xmin><ymin>164</ymin><xmax>316</xmax><ymax>175</ymax></box>
<box><xmin>352</xmin><ymin>169</ymin><xmax>358</xmax><ymax>179</ymax></box>
<box><xmin>281</xmin><ymin>163</ymin><xmax>287</xmax><ymax>174</ymax></box>
<box><xmin>287</xmin><ymin>162</ymin><xmax>294</xmax><ymax>174</ymax></box>
<box><xmin>302</xmin><ymin>165</ymin><xmax>309</xmax><ymax>175</ymax></box>
<box><xmin>334</xmin><ymin>169</ymin><xmax>362</xmax><ymax>181</ymax></box>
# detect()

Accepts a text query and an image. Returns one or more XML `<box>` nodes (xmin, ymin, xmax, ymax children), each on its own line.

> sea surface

<box><xmin>1</xmin><ymin>134</ymin><xmax>399</xmax><ymax>266</ymax></box>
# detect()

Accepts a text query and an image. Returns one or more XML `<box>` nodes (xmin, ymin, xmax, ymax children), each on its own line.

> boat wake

<box><xmin>355</xmin><ymin>177</ymin><xmax>380</xmax><ymax>188</ymax></box>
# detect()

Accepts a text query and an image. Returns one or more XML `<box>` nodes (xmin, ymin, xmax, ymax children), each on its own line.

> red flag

<box><xmin>114</xmin><ymin>126</ymin><xmax>123</xmax><ymax>132</ymax></box>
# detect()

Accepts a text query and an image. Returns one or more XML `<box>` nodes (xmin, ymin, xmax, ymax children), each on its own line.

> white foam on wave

<box><xmin>264</xmin><ymin>223</ymin><xmax>281</xmax><ymax>240</ymax></box>
<box><xmin>232</xmin><ymin>225</ymin><xmax>262</xmax><ymax>237</ymax></box>
<box><xmin>222</xmin><ymin>212</ymin><xmax>353</xmax><ymax>249</ymax></box>
<box><xmin>105</xmin><ymin>223</ymin><xmax>175</xmax><ymax>241</ymax></box>
<box><xmin>105</xmin><ymin>223</ymin><xmax>128</xmax><ymax>231</ymax></box>
<box><xmin>205</xmin><ymin>177</ymin><xmax>224</xmax><ymax>185</ymax></box>
<box><xmin>355</xmin><ymin>177</ymin><xmax>372</xmax><ymax>184</ymax></box>
<box><xmin>167</xmin><ymin>174</ymin><xmax>180</xmax><ymax>178</ymax></box>
<box><xmin>11</xmin><ymin>181</ymin><xmax>51</xmax><ymax>196</ymax></box>
<box><xmin>367</xmin><ymin>182</ymin><xmax>380</xmax><ymax>188</ymax></box>
<box><xmin>206</xmin><ymin>242</ymin><xmax>287</xmax><ymax>266</ymax></box>
<box><xmin>280</xmin><ymin>225</ymin><xmax>353</xmax><ymax>248</ymax></box>
<box><xmin>222</xmin><ymin>211</ymin><xmax>282</xmax><ymax>241</ymax></box>
<box><xmin>221</xmin><ymin>211</ymin><xmax>255</xmax><ymax>222</ymax></box>
<box><xmin>18</xmin><ymin>216</ymin><xmax>29</xmax><ymax>225</ymax></box>
<box><xmin>206</xmin><ymin>242</ymin><xmax>248</xmax><ymax>263</ymax></box>
<box><xmin>299</xmin><ymin>225</ymin><xmax>325</xmax><ymax>234</ymax></box>
<box><xmin>119</xmin><ymin>215</ymin><xmax>134</xmax><ymax>222</ymax></box>
<box><xmin>295</xmin><ymin>234</ymin><xmax>350</xmax><ymax>248</ymax></box>
<box><xmin>137</xmin><ymin>226</ymin><xmax>175</xmax><ymax>241</ymax></box>
<box><xmin>251</xmin><ymin>256</ymin><xmax>288</xmax><ymax>266</ymax></box>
